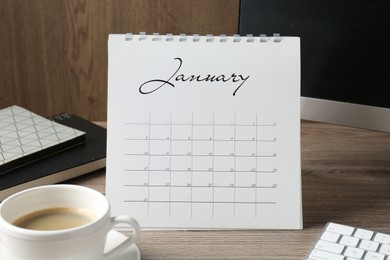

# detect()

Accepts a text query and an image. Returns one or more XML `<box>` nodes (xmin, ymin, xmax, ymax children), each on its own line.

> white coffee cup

<box><xmin>0</xmin><ymin>184</ymin><xmax>140</xmax><ymax>260</ymax></box>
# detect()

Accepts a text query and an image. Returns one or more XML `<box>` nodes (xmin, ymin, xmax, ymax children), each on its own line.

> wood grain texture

<box><xmin>0</xmin><ymin>0</ymin><xmax>239</xmax><ymax>120</ymax></box>
<box><xmin>69</xmin><ymin>121</ymin><xmax>390</xmax><ymax>259</ymax></box>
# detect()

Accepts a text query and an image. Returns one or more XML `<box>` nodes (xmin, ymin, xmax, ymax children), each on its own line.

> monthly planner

<box><xmin>107</xmin><ymin>33</ymin><xmax>302</xmax><ymax>229</ymax></box>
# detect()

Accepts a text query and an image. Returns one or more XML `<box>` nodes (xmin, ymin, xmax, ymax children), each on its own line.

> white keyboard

<box><xmin>306</xmin><ymin>222</ymin><xmax>390</xmax><ymax>260</ymax></box>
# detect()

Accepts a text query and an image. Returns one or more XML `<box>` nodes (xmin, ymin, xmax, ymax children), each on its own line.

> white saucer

<box><xmin>105</xmin><ymin>230</ymin><xmax>141</xmax><ymax>260</ymax></box>
<box><xmin>0</xmin><ymin>230</ymin><xmax>140</xmax><ymax>260</ymax></box>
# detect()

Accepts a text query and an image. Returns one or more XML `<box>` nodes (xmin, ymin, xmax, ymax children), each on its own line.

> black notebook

<box><xmin>0</xmin><ymin>113</ymin><xmax>106</xmax><ymax>200</ymax></box>
<box><xmin>0</xmin><ymin>106</ymin><xmax>86</xmax><ymax>174</ymax></box>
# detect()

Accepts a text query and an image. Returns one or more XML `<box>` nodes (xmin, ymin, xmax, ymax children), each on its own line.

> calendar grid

<box><xmin>190</xmin><ymin>113</ymin><xmax>194</xmax><ymax>217</ymax></box>
<box><xmin>255</xmin><ymin>114</ymin><xmax>258</xmax><ymax>218</ymax></box>
<box><xmin>212</xmin><ymin>113</ymin><xmax>215</xmax><ymax>217</ymax></box>
<box><xmin>147</xmin><ymin>112</ymin><xmax>151</xmax><ymax>217</ymax></box>
<box><xmin>169</xmin><ymin>113</ymin><xmax>172</xmax><ymax>217</ymax></box>
<box><xmin>233</xmin><ymin>114</ymin><xmax>237</xmax><ymax>218</ymax></box>
<box><xmin>122</xmin><ymin>113</ymin><xmax>279</xmax><ymax>219</ymax></box>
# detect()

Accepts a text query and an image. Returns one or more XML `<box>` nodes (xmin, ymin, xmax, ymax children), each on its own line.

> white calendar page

<box><xmin>107</xmin><ymin>34</ymin><xmax>302</xmax><ymax>229</ymax></box>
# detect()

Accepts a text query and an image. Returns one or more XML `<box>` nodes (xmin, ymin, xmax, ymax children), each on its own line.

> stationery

<box><xmin>107</xmin><ymin>33</ymin><xmax>302</xmax><ymax>229</ymax></box>
<box><xmin>0</xmin><ymin>113</ymin><xmax>106</xmax><ymax>200</ymax></box>
<box><xmin>0</xmin><ymin>106</ymin><xmax>85</xmax><ymax>174</ymax></box>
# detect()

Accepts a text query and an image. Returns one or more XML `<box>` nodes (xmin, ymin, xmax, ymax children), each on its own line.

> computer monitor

<box><xmin>239</xmin><ymin>0</ymin><xmax>390</xmax><ymax>132</ymax></box>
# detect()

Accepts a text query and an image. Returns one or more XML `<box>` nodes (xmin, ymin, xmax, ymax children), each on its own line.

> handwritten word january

<box><xmin>139</xmin><ymin>58</ymin><xmax>250</xmax><ymax>96</ymax></box>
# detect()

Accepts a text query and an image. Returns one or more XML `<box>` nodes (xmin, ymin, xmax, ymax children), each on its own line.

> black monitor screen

<box><xmin>239</xmin><ymin>0</ymin><xmax>390</xmax><ymax>108</ymax></box>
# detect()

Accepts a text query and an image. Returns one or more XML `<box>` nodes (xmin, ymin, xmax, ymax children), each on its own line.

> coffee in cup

<box><xmin>12</xmin><ymin>207</ymin><xmax>96</xmax><ymax>231</ymax></box>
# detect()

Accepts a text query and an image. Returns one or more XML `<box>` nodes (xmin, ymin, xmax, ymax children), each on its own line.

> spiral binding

<box><xmin>125</xmin><ymin>33</ymin><xmax>282</xmax><ymax>43</ymax></box>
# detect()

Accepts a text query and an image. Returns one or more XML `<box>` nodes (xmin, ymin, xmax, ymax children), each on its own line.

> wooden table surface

<box><xmin>69</xmin><ymin>120</ymin><xmax>390</xmax><ymax>259</ymax></box>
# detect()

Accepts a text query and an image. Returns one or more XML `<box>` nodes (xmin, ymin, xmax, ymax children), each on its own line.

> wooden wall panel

<box><xmin>0</xmin><ymin>0</ymin><xmax>239</xmax><ymax>120</ymax></box>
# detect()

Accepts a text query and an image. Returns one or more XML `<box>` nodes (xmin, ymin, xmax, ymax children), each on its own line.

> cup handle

<box><xmin>103</xmin><ymin>215</ymin><xmax>141</xmax><ymax>259</ymax></box>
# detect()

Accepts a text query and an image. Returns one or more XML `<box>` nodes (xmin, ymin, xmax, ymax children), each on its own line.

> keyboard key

<box><xmin>308</xmin><ymin>249</ymin><xmax>344</xmax><ymax>260</ymax></box>
<box><xmin>364</xmin><ymin>251</ymin><xmax>385</xmax><ymax>260</ymax></box>
<box><xmin>315</xmin><ymin>240</ymin><xmax>344</xmax><ymax>254</ymax></box>
<box><xmin>379</xmin><ymin>244</ymin><xmax>390</xmax><ymax>255</ymax></box>
<box><xmin>359</xmin><ymin>239</ymin><xmax>379</xmax><ymax>252</ymax></box>
<box><xmin>340</xmin><ymin>235</ymin><xmax>359</xmax><ymax>247</ymax></box>
<box><xmin>321</xmin><ymin>231</ymin><xmax>340</xmax><ymax>243</ymax></box>
<box><xmin>374</xmin><ymin>233</ymin><xmax>390</xmax><ymax>244</ymax></box>
<box><xmin>344</xmin><ymin>246</ymin><xmax>365</xmax><ymax>258</ymax></box>
<box><xmin>355</xmin><ymin>228</ymin><xmax>374</xmax><ymax>240</ymax></box>
<box><xmin>326</xmin><ymin>223</ymin><xmax>354</xmax><ymax>236</ymax></box>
